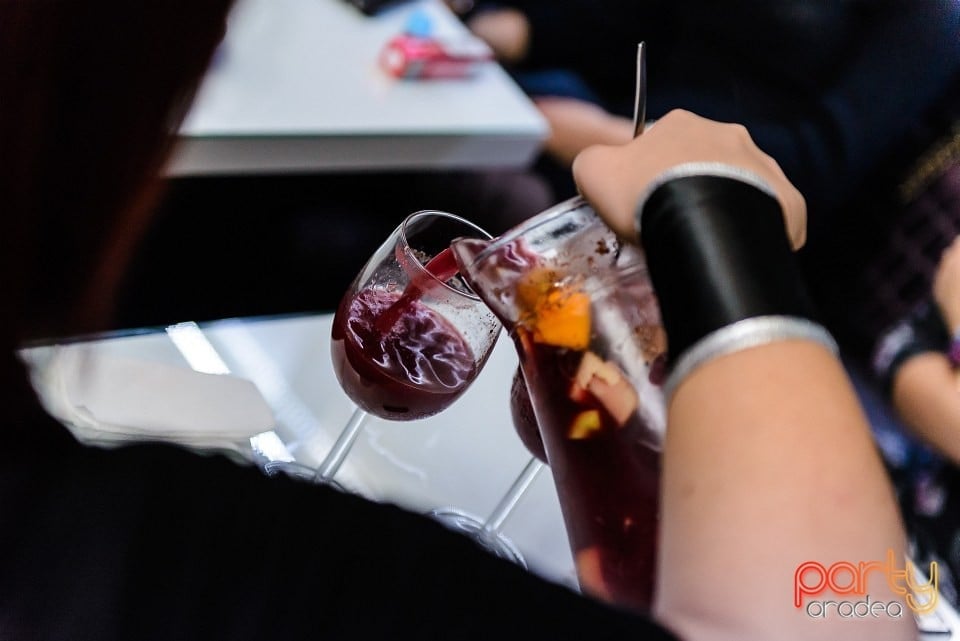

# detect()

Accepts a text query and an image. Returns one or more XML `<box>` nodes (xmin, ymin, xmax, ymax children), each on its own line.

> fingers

<box><xmin>572</xmin><ymin>109</ymin><xmax>806</xmax><ymax>249</ymax></box>
<box><xmin>763</xmin><ymin>156</ymin><xmax>807</xmax><ymax>249</ymax></box>
<box><xmin>572</xmin><ymin>143</ymin><xmax>641</xmax><ymax>240</ymax></box>
<box><xmin>748</xmin><ymin>140</ymin><xmax>807</xmax><ymax>249</ymax></box>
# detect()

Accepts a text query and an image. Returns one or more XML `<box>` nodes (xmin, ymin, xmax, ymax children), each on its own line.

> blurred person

<box><xmin>0</xmin><ymin>3</ymin><xmax>916</xmax><ymax>641</ymax></box>
<box><xmin>877</xmin><ymin>235</ymin><xmax>960</xmax><ymax>467</ymax></box>
<box><xmin>458</xmin><ymin>0</ymin><xmax>960</xmax><ymax>364</ymax></box>
<box><xmin>872</xmin><ymin>234</ymin><xmax>960</xmax><ymax>607</ymax></box>
<box><xmin>458</xmin><ymin>0</ymin><xmax>958</xmax><ymax>218</ymax></box>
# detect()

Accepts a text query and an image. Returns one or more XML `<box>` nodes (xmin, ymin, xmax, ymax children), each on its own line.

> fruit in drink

<box><xmin>520</xmin><ymin>334</ymin><xmax>660</xmax><ymax>610</ymax></box>
<box><xmin>453</xmin><ymin>230</ymin><xmax>665</xmax><ymax>612</ymax></box>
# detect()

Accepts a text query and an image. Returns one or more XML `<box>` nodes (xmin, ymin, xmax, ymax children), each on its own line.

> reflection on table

<box><xmin>20</xmin><ymin>312</ymin><xmax>960</xmax><ymax>637</ymax></box>
<box><xmin>21</xmin><ymin>313</ymin><xmax>577</xmax><ymax>590</ymax></box>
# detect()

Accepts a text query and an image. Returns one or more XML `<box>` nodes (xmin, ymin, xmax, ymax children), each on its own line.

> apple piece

<box><xmin>569</xmin><ymin>351</ymin><xmax>604</xmax><ymax>402</ymax></box>
<box><xmin>575</xmin><ymin>547</ymin><xmax>613</xmax><ymax>601</ymax></box>
<box><xmin>574</xmin><ymin>351</ymin><xmax>621</xmax><ymax>388</ymax></box>
<box><xmin>569</xmin><ymin>352</ymin><xmax>639</xmax><ymax>425</ymax></box>
<box><xmin>569</xmin><ymin>409</ymin><xmax>602</xmax><ymax>439</ymax></box>
<box><xmin>587</xmin><ymin>375</ymin><xmax>638</xmax><ymax>426</ymax></box>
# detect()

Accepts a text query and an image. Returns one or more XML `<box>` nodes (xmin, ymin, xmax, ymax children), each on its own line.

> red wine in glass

<box><xmin>372</xmin><ymin>246</ymin><xmax>459</xmax><ymax>335</ymax></box>
<box><xmin>331</xmin><ymin>285</ymin><xmax>477</xmax><ymax>420</ymax></box>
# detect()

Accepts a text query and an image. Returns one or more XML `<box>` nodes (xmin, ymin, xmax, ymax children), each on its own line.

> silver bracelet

<box><xmin>663</xmin><ymin>315</ymin><xmax>839</xmax><ymax>401</ymax></box>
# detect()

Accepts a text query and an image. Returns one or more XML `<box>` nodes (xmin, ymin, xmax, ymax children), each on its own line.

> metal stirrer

<box><xmin>632</xmin><ymin>42</ymin><xmax>647</xmax><ymax>138</ymax></box>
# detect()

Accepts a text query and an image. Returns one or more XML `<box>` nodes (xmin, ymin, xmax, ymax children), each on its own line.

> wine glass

<box><xmin>267</xmin><ymin>210</ymin><xmax>541</xmax><ymax>566</ymax></box>
<box><xmin>264</xmin><ymin>210</ymin><xmax>499</xmax><ymax>485</ymax></box>
<box><xmin>315</xmin><ymin>211</ymin><xmax>501</xmax><ymax>488</ymax></box>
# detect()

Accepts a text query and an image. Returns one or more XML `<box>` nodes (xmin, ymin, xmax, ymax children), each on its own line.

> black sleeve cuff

<box><xmin>638</xmin><ymin>174</ymin><xmax>817</xmax><ymax>366</ymax></box>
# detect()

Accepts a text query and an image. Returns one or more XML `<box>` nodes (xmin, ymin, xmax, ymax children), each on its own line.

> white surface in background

<box><xmin>169</xmin><ymin>0</ymin><xmax>547</xmax><ymax>173</ymax></box>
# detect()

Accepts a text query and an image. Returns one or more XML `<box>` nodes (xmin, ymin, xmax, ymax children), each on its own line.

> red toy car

<box><xmin>380</xmin><ymin>33</ymin><xmax>491</xmax><ymax>79</ymax></box>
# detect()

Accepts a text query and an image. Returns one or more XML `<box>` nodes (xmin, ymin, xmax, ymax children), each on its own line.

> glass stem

<box><xmin>482</xmin><ymin>457</ymin><xmax>544</xmax><ymax>535</ymax></box>
<box><xmin>314</xmin><ymin>407</ymin><xmax>369</xmax><ymax>483</ymax></box>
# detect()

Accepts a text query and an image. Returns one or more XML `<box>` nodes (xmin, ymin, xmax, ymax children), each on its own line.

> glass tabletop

<box><xmin>19</xmin><ymin>312</ymin><xmax>578</xmax><ymax>590</ymax></box>
<box><xmin>18</xmin><ymin>312</ymin><xmax>960</xmax><ymax>637</ymax></box>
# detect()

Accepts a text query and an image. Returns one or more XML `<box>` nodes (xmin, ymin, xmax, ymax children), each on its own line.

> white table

<box><xmin>168</xmin><ymin>0</ymin><xmax>548</xmax><ymax>175</ymax></box>
<box><xmin>22</xmin><ymin>314</ymin><xmax>578</xmax><ymax>590</ymax></box>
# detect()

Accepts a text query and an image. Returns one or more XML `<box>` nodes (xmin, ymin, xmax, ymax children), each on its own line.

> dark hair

<box><xmin>0</xmin><ymin>0</ymin><xmax>234</xmax><ymax>355</ymax></box>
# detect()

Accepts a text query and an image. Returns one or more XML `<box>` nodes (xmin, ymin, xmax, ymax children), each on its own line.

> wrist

<box><xmin>636</xmin><ymin>172</ymin><xmax>834</xmax><ymax>397</ymax></box>
<box><xmin>664</xmin><ymin>316</ymin><xmax>836</xmax><ymax>400</ymax></box>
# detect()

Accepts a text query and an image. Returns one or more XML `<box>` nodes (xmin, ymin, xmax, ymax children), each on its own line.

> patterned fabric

<box><xmin>872</xmin><ymin>302</ymin><xmax>949</xmax><ymax>396</ymax></box>
<box><xmin>899</xmin><ymin>462</ymin><xmax>960</xmax><ymax>611</ymax></box>
<box><xmin>862</xmin><ymin>158</ymin><xmax>960</xmax><ymax>345</ymax></box>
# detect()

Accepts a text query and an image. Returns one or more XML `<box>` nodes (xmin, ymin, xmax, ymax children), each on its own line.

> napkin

<box><xmin>37</xmin><ymin>345</ymin><xmax>275</xmax><ymax>451</ymax></box>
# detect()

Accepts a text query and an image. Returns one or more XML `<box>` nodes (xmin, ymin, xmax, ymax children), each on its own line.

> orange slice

<box><xmin>515</xmin><ymin>269</ymin><xmax>591</xmax><ymax>351</ymax></box>
<box><xmin>532</xmin><ymin>288</ymin><xmax>590</xmax><ymax>350</ymax></box>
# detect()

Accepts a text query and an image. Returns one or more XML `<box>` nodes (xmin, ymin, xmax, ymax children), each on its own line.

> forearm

<box><xmin>657</xmin><ymin>341</ymin><xmax>913</xmax><ymax>641</ymax></box>
<box><xmin>536</xmin><ymin>98</ymin><xmax>634</xmax><ymax>166</ymax></box>
<box><xmin>893</xmin><ymin>353</ymin><xmax>960</xmax><ymax>466</ymax></box>
<box><xmin>465</xmin><ymin>8</ymin><xmax>529</xmax><ymax>64</ymax></box>
<box><xmin>636</xmin><ymin>166</ymin><xmax>910</xmax><ymax>639</ymax></box>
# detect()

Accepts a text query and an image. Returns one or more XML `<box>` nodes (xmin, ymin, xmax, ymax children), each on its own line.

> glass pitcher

<box><xmin>452</xmin><ymin>196</ymin><xmax>667</xmax><ymax>612</ymax></box>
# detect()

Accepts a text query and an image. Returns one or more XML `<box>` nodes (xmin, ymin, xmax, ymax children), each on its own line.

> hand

<box><xmin>571</xmin><ymin>109</ymin><xmax>807</xmax><ymax>249</ymax></box>
<box><xmin>464</xmin><ymin>8</ymin><xmax>529</xmax><ymax>64</ymax></box>
<box><xmin>934</xmin><ymin>235</ymin><xmax>960</xmax><ymax>333</ymax></box>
